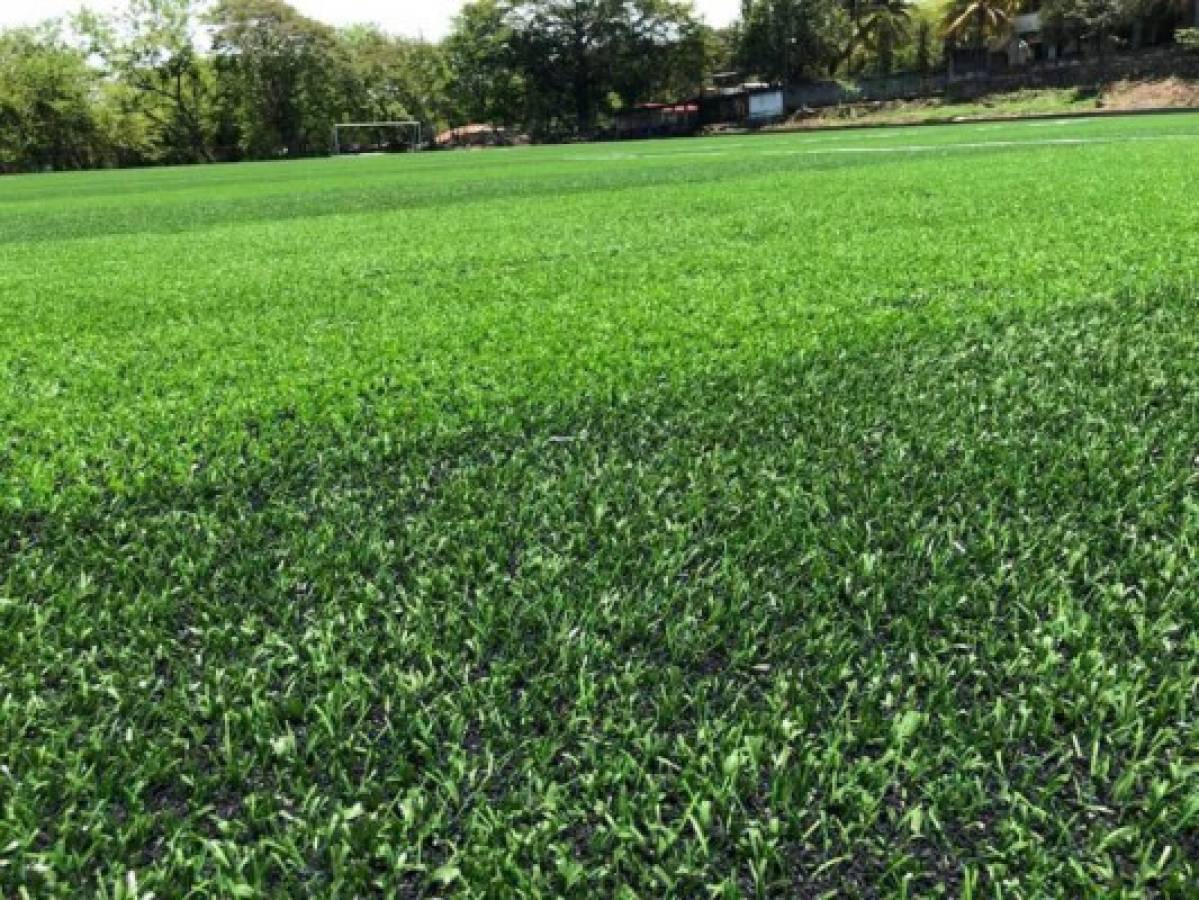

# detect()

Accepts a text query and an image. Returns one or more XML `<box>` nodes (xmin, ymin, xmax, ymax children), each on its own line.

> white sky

<box><xmin>0</xmin><ymin>0</ymin><xmax>742</xmax><ymax>38</ymax></box>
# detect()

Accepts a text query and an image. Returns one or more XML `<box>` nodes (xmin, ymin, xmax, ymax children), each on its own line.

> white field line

<box><xmin>762</xmin><ymin>137</ymin><xmax>1104</xmax><ymax>154</ymax></box>
<box><xmin>568</xmin><ymin>149</ymin><xmax>731</xmax><ymax>161</ymax></box>
<box><xmin>1023</xmin><ymin>118</ymin><xmax>1099</xmax><ymax>127</ymax></box>
<box><xmin>763</xmin><ymin>132</ymin><xmax>1199</xmax><ymax>156</ymax></box>
<box><xmin>564</xmin><ymin>131</ymin><xmax>1199</xmax><ymax>161</ymax></box>
<box><xmin>568</xmin><ymin>152</ymin><xmax>643</xmax><ymax>160</ymax></box>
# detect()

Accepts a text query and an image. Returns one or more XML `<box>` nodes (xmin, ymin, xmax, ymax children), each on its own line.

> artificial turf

<box><xmin>3</xmin><ymin>114</ymin><xmax>1199</xmax><ymax>896</ymax></box>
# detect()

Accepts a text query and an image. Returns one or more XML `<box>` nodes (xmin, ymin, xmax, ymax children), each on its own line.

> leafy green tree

<box><xmin>340</xmin><ymin>25</ymin><xmax>453</xmax><ymax>131</ymax></box>
<box><xmin>708</xmin><ymin>24</ymin><xmax>740</xmax><ymax>74</ymax></box>
<box><xmin>208</xmin><ymin>0</ymin><xmax>350</xmax><ymax>157</ymax></box>
<box><xmin>614</xmin><ymin>0</ymin><xmax>713</xmax><ymax>102</ymax></box>
<box><xmin>857</xmin><ymin>0</ymin><xmax>913</xmax><ymax>73</ymax></box>
<box><xmin>913</xmin><ymin>15</ymin><xmax>936</xmax><ymax>71</ymax></box>
<box><xmin>445</xmin><ymin>0</ymin><xmax>526</xmax><ymax>125</ymax></box>
<box><xmin>1039</xmin><ymin>0</ymin><xmax>1128</xmax><ymax>58</ymax></box>
<box><xmin>75</xmin><ymin>0</ymin><xmax>215</xmax><ymax>162</ymax></box>
<box><xmin>735</xmin><ymin>0</ymin><xmax>851</xmax><ymax>80</ymax></box>
<box><xmin>1121</xmin><ymin>0</ymin><xmax>1193</xmax><ymax>44</ymax></box>
<box><xmin>941</xmin><ymin>0</ymin><xmax>1019</xmax><ymax>50</ymax></box>
<box><xmin>91</xmin><ymin>79</ymin><xmax>162</xmax><ymax>165</ymax></box>
<box><xmin>0</xmin><ymin>26</ymin><xmax>105</xmax><ymax>171</ymax></box>
<box><xmin>508</xmin><ymin>0</ymin><xmax>709</xmax><ymax>133</ymax></box>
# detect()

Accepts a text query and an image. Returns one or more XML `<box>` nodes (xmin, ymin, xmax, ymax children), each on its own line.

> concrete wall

<box><xmin>786</xmin><ymin>74</ymin><xmax>945</xmax><ymax>109</ymax></box>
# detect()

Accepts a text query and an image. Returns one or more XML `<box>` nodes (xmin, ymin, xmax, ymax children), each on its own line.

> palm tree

<box><xmin>858</xmin><ymin>0</ymin><xmax>913</xmax><ymax>74</ymax></box>
<box><xmin>941</xmin><ymin>0</ymin><xmax>1019</xmax><ymax>49</ymax></box>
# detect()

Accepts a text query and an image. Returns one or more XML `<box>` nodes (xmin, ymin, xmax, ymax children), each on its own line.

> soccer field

<box><xmin>4</xmin><ymin>114</ymin><xmax>1199</xmax><ymax>895</ymax></box>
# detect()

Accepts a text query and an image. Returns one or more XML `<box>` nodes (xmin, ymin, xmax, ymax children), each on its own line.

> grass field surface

<box><xmin>3</xmin><ymin>114</ymin><xmax>1199</xmax><ymax>896</ymax></box>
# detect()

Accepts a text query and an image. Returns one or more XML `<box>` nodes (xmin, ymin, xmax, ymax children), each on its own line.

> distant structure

<box><xmin>698</xmin><ymin>80</ymin><xmax>785</xmax><ymax>126</ymax></box>
<box><xmin>434</xmin><ymin>124</ymin><xmax>513</xmax><ymax>148</ymax></box>
<box><xmin>612</xmin><ymin>103</ymin><xmax>700</xmax><ymax>139</ymax></box>
<box><xmin>949</xmin><ymin>11</ymin><xmax>1079</xmax><ymax>75</ymax></box>
<box><xmin>610</xmin><ymin>76</ymin><xmax>785</xmax><ymax>139</ymax></box>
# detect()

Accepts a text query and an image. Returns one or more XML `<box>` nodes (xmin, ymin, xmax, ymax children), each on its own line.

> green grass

<box><xmin>4</xmin><ymin>114</ymin><xmax>1199</xmax><ymax>896</ymax></box>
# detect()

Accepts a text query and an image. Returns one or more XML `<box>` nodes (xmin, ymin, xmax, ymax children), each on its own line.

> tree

<box><xmin>445</xmin><ymin>0</ymin><xmax>525</xmax><ymax>125</ymax></box>
<box><xmin>736</xmin><ymin>0</ymin><xmax>851</xmax><ymax>81</ymax></box>
<box><xmin>857</xmin><ymin>0</ymin><xmax>913</xmax><ymax>73</ymax></box>
<box><xmin>208</xmin><ymin>0</ymin><xmax>349</xmax><ymax>157</ymax></box>
<box><xmin>941</xmin><ymin>0</ymin><xmax>1019</xmax><ymax>52</ymax></box>
<box><xmin>611</xmin><ymin>0</ymin><xmax>713</xmax><ymax>104</ymax></box>
<box><xmin>1040</xmin><ymin>0</ymin><xmax>1128</xmax><ymax>58</ymax></box>
<box><xmin>1120</xmin><ymin>0</ymin><xmax>1192</xmax><ymax>44</ymax></box>
<box><xmin>708</xmin><ymin>24</ymin><xmax>739</xmax><ymax>74</ymax></box>
<box><xmin>76</xmin><ymin>0</ymin><xmax>215</xmax><ymax>162</ymax></box>
<box><xmin>508</xmin><ymin>0</ymin><xmax>709</xmax><ymax>133</ymax></box>
<box><xmin>340</xmin><ymin>25</ymin><xmax>453</xmax><ymax>131</ymax></box>
<box><xmin>913</xmin><ymin>16</ymin><xmax>936</xmax><ymax>72</ymax></box>
<box><xmin>0</xmin><ymin>26</ymin><xmax>106</xmax><ymax>172</ymax></box>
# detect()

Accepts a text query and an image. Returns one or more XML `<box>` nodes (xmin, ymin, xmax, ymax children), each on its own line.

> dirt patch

<box><xmin>1101</xmin><ymin>77</ymin><xmax>1199</xmax><ymax>109</ymax></box>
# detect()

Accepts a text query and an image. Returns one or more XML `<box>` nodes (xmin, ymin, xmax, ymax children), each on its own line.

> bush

<box><xmin>1177</xmin><ymin>27</ymin><xmax>1199</xmax><ymax>53</ymax></box>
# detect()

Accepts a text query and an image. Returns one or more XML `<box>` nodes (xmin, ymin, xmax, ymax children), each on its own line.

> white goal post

<box><xmin>332</xmin><ymin>121</ymin><xmax>422</xmax><ymax>155</ymax></box>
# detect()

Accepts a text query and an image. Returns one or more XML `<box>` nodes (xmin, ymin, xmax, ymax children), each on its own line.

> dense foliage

<box><xmin>0</xmin><ymin>26</ymin><xmax>116</xmax><ymax>171</ymax></box>
<box><xmin>0</xmin><ymin>0</ymin><xmax>716</xmax><ymax>170</ymax></box>
<box><xmin>3</xmin><ymin>113</ymin><xmax>1199</xmax><ymax>895</ymax></box>
<box><xmin>1037</xmin><ymin>0</ymin><xmax>1197</xmax><ymax>52</ymax></box>
<box><xmin>3</xmin><ymin>0</ymin><xmax>1196</xmax><ymax>171</ymax></box>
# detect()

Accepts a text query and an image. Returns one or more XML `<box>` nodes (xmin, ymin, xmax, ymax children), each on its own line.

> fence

<box><xmin>784</xmin><ymin>47</ymin><xmax>1199</xmax><ymax>111</ymax></box>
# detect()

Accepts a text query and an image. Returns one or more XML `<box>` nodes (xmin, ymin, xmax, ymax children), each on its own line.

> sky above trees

<box><xmin>0</xmin><ymin>0</ymin><xmax>742</xmax><ymax>37</ymax></box>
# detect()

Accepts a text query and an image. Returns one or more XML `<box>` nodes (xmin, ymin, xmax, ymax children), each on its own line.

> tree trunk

<box><xmin>191</xmin><ymin>125</ymin><xmax>214</xmax><ymax>163</ymax></box>
<box><xmin>572</xmin><ymin>26</ymin><xmax>590</xmax><ymax>135</ymax></box>
<box><xmin>574</xmin><ymin>69</ymin><xmax>590</xmax><ymax>133</ymax></box>
<box><xmin>978</xmin><ymin>6</ymin><xmax>989</xmax><ymax>72</ymax></box>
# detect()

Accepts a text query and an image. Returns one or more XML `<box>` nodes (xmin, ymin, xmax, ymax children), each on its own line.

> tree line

<box><xmin>2</xmin><ymin>0</ymin><xmax>1196</xmax><ymax>172</ymax></box>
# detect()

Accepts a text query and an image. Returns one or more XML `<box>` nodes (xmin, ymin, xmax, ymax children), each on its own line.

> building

<box><xmin>949</xmin><ymin>5</ymin><xmax>1085</xmax><ymax>75</ymax></box>
<box><xmin>612</xmin><ymin>103</ymin><xmax>700</xmax><ymax>139</ymax></box>
<box><xmin>697</xmin><ymin>83</ymin><xmax>786</xmax><ymax>126</ymax></box>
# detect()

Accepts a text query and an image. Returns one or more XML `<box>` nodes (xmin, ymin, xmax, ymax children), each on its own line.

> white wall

<box><xmin>748</xmin><ymin>91</ymin><xmax>785</xmax><ymax>121</ymax></box>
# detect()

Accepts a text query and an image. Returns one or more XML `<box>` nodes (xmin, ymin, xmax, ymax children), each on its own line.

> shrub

<box><xmin>1177</xmin><ymin>27</ymin><xmax>1199</xmax><ymax>53</ymax></box>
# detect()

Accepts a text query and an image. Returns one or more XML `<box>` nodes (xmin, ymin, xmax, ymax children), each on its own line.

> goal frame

<box><xmin>332</xmin><ymin>121</ymin><xmax>422</xmax><ymax>155</ymax></box>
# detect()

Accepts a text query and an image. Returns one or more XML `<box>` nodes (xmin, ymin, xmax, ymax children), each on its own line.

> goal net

<box><xmin>332</xmin><ymin>121</ymin><xmax>422</xmax><ymax>155</ymax></box>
